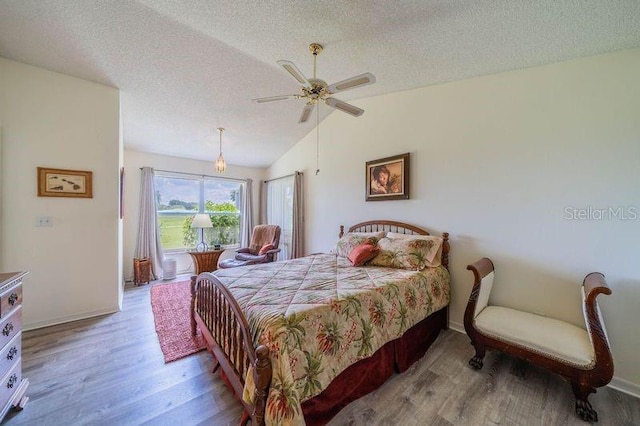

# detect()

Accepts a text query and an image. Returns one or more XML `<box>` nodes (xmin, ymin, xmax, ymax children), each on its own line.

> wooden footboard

<box><xmin>190</xmin><ymin>273</ymin><xmax>271</xmax><ymax>426</ymax></box>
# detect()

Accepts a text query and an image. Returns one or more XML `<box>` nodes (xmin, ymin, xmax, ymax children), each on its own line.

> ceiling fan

<box><xmin>253</xmin><ymin>43</ymin><xmax>376</xmax><ymax>123</ymax></box>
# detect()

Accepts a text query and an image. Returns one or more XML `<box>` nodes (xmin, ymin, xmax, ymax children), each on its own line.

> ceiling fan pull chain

<box><xmin>316</xmin><ymin>102</ymin><xmax>320</xmax><ymax>175</ymax></box>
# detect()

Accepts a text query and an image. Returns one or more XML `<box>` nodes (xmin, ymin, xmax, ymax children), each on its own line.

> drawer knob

<box><xmin>7</xmin><ymin>346</ymin><xmax>17</xmax><ymax>361</ymax></box>
<box><xmin>6</xmin><ymin>373</ymin><xmax>17</xmax><ymax>389</ymax></box>
<box><xmin>2</xmin><ymin>323</ymin><xmax>14</xmax><ymax>336</ymax></box>
<box><xmin>8</xmin><ymin>293</ymin><xmax>18</xmax><ymax>306</ymax></box>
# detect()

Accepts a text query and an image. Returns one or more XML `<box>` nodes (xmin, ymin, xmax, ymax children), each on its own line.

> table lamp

<box><xmin>191</xmin><ymin>213</ymin><xmax>213</xmax><ymax>252</ymax></box>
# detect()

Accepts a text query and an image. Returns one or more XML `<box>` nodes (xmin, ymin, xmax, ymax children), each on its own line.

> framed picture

<box><xmin>37</xmin><ymin>167</ymin><xmax>93</xmax><ymax>198</ymax></box>
<box><xmin>365</xmin><ymin>153</ymin><xmax>410</xmax><ymax>201</ymax></box>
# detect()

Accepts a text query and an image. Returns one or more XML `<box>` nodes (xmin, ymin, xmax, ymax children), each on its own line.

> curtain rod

<box><xmin>264</xmin><ymin>171</ymin><xmax>302</xmax><ymax>183</ymax></box>
<box><xmin>140</xmin><ymin>167</ymin><xmax>248</xmax><ymax>183</ymax></box>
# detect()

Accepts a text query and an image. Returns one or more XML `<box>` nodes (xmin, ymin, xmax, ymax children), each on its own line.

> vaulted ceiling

<box><xmin>1</xmin><ymin>1</ymin><xmax>639</xmax><ymax>167</ymax></box>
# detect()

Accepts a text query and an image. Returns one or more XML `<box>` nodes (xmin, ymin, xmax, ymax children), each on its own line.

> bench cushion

<box><xmin>474</xmin><ymin>306</ymin><xmax>595</xmax><ymax>369</ymax></box>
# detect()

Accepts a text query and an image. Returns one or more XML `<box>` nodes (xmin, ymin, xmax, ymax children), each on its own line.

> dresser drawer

<box><xmin>0</xmin><ymin>333</ymin><xmax>20</xmax><ymax>380</ymax></box>
<box><xmin>0</xmin><ymin>359</ymin><xmax>21</xmax><ymax>412</ymax></box>
<box><xmin>0</xmin><ymin>283</ymin><xmax>21</xmax><ymax>319</ymax></box>
<box><xmin>0</xmin><ymin>308</ymin><xmax>21</xmax><ymax>350</ymax></box>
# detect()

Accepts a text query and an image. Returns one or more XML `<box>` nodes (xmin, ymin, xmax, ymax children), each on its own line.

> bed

<box><xmin>190</xmin><ymin>220</ymin><xmax>451</xmax><ymax>425</ymax></box>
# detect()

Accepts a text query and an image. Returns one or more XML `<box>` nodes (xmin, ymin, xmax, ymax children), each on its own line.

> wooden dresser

<box><xmin>0</xmin><ymin>272</ymin><xmax>28</xmax><ymax>421</ymax></box>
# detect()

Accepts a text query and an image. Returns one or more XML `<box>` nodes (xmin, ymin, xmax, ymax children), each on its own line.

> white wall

<box><xmin>268</xmin><ymin>49</ymin><xmax>640</xmax><ymax>390</ymax></box>
<box><xmin>123</xmin><ymin>149</ymin><xmax>266</xmax><ymax>280</ymax></box>
<box><xmin>0</xmin><ymin>58</ymin><xmax>121</xmax><ymax>329</ymax></box>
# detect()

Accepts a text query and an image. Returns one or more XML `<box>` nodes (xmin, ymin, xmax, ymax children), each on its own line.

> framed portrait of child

<box><xmin>365</xmin><ymin>153</ymin><xmax>410</xmax><ymax>201</ymax></box>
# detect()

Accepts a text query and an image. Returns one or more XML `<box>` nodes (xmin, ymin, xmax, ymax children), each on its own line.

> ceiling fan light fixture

<box><xmin>215</xmin><ymin>127</ymin><xmax>227</xmax><ymax>173</ymax></box>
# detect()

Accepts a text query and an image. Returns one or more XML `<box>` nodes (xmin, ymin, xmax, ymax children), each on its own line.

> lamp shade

<box><xmin>191</xmin><ymin>213</ymin><xmax>213</xmax><ymax>229</ymax></box>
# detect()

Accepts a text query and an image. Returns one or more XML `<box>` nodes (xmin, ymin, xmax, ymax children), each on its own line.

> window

<box><xmin>155</xmin><ymin>173</ymin><xmax>244</xmax><ymax>251</ymax></box>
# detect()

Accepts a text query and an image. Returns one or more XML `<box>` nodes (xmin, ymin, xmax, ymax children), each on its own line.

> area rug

<box><xmin>150</xmin><ymin>280</ymin><xmax>206</xmax><ymax>363</ymax></box>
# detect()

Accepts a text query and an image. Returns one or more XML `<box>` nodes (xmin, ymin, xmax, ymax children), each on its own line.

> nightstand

<box><xmin>188</xmin><ymin>250</ymin><xmax>224</xmax><ymax>274</ymax></box>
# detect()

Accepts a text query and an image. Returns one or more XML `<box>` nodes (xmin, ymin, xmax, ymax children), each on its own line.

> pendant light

<box><xmin>215</xmin><ymin>127</ymin><xmax>226</xmax><ymax>173</ymax></box>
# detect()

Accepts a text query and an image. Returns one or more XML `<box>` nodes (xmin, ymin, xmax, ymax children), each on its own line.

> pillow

<box><xmin>348</xmin><ymin>231</ymin><xmax>386</xmax><ymax>240</ymax></box>
<box><xmin>348</xmin><ymin>243</ymin><xmax>380</xmax><ymax>266</ymax></box>
<box><xmin>258</xmin><ymin>243</ymin><xmax>275</xmax><ymax>255</ymax></box>
<box><xmin>334</xmin><ymin>234</ymin><xmax>378</xmax><ymax>258</ymax></box>
<box><xmin>384</xmin><ymin>232</ymin><xmax>443</xmax><ymax>265</ymax></box>
<box><xmin>385</xmin><ymin>231</ymin><xmax>426</xmax><ymax>239</ymax></box>
<box><xmin>369</xmin><ymin>237</ymin><xmax>441</xmax><ymax>270</ymax></box>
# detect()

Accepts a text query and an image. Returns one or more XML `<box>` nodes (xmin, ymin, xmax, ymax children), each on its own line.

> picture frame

<box><xmin>365</xmin><ymin>153</ymin><xmax>410</xmax><ymax>201</ymax></box>
<box><xmin>37</xmin><ymin>167</ymin><xmax>93</xmax><ymax>198</ymax></box>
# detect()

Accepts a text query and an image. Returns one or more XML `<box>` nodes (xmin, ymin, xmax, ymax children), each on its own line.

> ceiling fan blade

<box><xmin>252</xmin><ymin>94</ymin><xmax>297</xmax><ymax>103</ymax></box>
<box><xmin>325</xmin><ymin>97</ymin><xmax>364</xmax><ymax>117</ymax></box>
<box><xmin>299</xmin><ymin>102</ymin><xmax>316</xmax><ymax>124</ymax></box>
<box><xmin>326</xmin><ymin>72</ymin><xmax>376</xmax><ymax>94</ymax></box>
<box><xmin>277</xmin><ymin>60</ymin><xmax>311</xmax><ymax>87</ymax></box>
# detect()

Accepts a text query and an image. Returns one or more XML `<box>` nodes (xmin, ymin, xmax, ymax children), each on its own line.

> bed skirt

<box><xmin>301</xmin><ymin>306</ymin><xmax>448</xmax><ymax>425</ymax></box>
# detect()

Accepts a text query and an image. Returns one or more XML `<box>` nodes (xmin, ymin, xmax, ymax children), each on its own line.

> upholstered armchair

<box><xmin>219</xmin><ymin>225</ymin><xmax>281</xmax><ymax>268</ymax></box>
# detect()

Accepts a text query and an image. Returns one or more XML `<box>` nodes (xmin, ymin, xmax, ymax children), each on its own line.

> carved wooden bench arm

<box><xmin>581</xmin><ymin>272</ymin><xmax>614</xmax><ymax>388</ymax></box>
<box><xmin>464</xmin><ymin>257</ymin><xmax>495</xmax><ymax>334</ymax></box>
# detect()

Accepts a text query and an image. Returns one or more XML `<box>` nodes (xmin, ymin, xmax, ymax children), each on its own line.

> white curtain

<box><xmin>265</xmin><ymin>175</ymin><xmax>294</xmax><ymax>260</ymax></box>
<box><xmin>291</xmin><ymin>172</ymin><xmax>304</xmax><ymax>258</ymax></box>
<box><xmin>241</xmin><ymin>179</ymin><xmax>254</xmax><ymax>248</ymax></box>
<box><xmin>264</xmin><ymin>172</ymin><xmax>304</xmax><ymax>260</ymax></box>
<box><xmin>135</xmin><ymin>167</ymin><xmax>164</xmax><ymax>279</ymax></box>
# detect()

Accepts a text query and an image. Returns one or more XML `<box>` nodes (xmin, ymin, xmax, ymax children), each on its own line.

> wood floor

<box><xmin>4</xmin><ymin>277</ymin><xmax>639</xmax><ymax>426</ymax></box>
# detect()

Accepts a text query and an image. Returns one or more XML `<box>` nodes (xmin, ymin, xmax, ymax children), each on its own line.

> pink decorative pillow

<box><xmin>259</xmin><ymin>244</ymin><xmax>275</xmax><ymax>255</ymax></box>
<box><xmin>348</xmin><ymin>242</ymin><xmax>380</xmax><ymax>266</ymax></box>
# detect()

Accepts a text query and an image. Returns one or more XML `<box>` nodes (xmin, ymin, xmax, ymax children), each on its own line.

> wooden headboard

<box><xmin>339</xmin><ymin>220</ymin><xmax>450</xmax><ymax>270</ymax></box>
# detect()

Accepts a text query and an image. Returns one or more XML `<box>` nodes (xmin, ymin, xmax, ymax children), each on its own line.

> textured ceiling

<box><xmin>1</xmin><ymin>1</ymin><xmax>639</xmax><ymax>168</ymax></box>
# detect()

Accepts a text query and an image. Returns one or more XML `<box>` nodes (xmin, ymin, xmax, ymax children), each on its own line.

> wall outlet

<box><xmin>36</xmin><ymin>216</ymin><xmax>53</xmax><ymax>227</ymax></box>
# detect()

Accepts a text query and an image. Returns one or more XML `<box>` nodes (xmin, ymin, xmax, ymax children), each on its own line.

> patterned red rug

<box><xmin>150</xmin><ymin>280</ymin><xmax>206</xmax><ymax>363</ymax></box>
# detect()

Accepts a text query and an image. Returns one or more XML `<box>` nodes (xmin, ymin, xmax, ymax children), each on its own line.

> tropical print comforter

<box><xmin>213</xmin><ymin>253</ymin><xmax>450</xmax><ymax>425</ymax></box>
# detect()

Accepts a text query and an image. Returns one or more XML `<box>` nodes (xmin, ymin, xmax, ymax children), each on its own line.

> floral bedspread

<box><xmin>213</xmin><ymin>253</ymin><xmax>450</xmax><ymax>425</ymax></box>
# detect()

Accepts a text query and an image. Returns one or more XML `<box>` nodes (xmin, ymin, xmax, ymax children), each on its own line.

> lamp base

<box><xmin>195</xmin><ymin>242</ymin><xmax>209</xmax><ymax>252</ymax></box>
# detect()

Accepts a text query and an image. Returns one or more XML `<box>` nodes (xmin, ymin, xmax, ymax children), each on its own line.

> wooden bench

<box><xmin>464</xmin><ymin>258</ymin><xmax>614</xmax><ymax>422</ymax></box>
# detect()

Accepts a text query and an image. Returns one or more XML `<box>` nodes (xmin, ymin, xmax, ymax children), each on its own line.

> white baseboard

<box><xmin>446</xmin><ymin>320</ymin><xmax>640</xmax><ymax>398</ymax></box>
<box><xmin>23</xmin><ymin>306</ymin><xmax>120</xmax><ymax>331</ymax></box>
<box><xmin>608</xmin><ymin>376</ymin><xmax>640</xmax><ymax>398</ymax></box>
<box><xmin>449</xmin><ymin>320</ymin><xmax>464</xmax><ymax>334</ymax></box>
